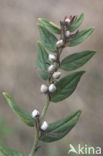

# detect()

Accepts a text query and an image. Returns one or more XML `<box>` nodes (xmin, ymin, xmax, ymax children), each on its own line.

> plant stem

<box><xmin>30</xmin><ymin>127</ymin><xmax>39</xmax><ymax>156</ymax></box>
<box><xmin>40</xmin><ymin>94</ymin><xmax>50</xmax><ymax>124</ymax></box>
<box><xmin>30</xmin><ymin>95</ymin><xmax>50</xmax><ymax>156</ymax></box>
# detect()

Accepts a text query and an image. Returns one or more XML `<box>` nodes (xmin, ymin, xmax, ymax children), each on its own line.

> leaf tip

<box><xmin>38</xmin><ymin>18</ymin><xmax>41</xmax><ymax>21</ymax></box>
<box><xmin>37</xmin><ymin>40</ymin><xmax>41</xmax><ymax>45</ymax></box>
<box><xmin>2</xmin><ymin>92</ymin><xmax>7</xmax><ymax>97</ymax></box>
<box><xmin>79</xmin><ymin>70</ymin><xmax>86</xmax><ymax>75</ymax></box>
<box><xmin>92</xmin><ymin>50</ymin><xmax>96</xmax><ymax>55</ymax></box>
<box><xmin>90</xmin><ymin>27</ymin><xmax>95</xmax><ymax>32</ymax></box>
<box><xmin>80</xmin><ymin>12</ymin><xmax>84</xmax><ymax>17</ymax></box>
<box><xmin>77</xmin><ymin>110</ymin><xmax>82</xmax><ymax>117</ymax></box>
<box><xmin>37</xmin><ymin>23</ymin><xmax>42</xmax><ymax>28</ymax></box>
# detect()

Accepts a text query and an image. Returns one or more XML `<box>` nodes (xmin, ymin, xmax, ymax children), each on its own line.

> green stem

<box><xmin>40</xmin><ymin>95</ymin><xmax>50</xmax><ymax>124</ymax></box>
<box><xmin>30</xmin><ymin>95</ymin><xmax>50</xmax><ymax>156</ymax></box>
<box><xmin>30</xmin><ymin>127</ymin><xmax>39</xmax><ymax>156</ymax></box>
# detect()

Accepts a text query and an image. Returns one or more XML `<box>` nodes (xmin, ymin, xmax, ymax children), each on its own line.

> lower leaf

<box><xmin>40</xmin><ymin>110</ymin><xmax>81</xmax><ymax>142</ymax></box>
<box><xmin>0</xmin><ymin>144</ymin><xmax>23</xmax><ymax>156</ymax></box>
<box><xmin>3</xmin><ymin>92</ymin><xmax>35</xmax><ymax>127</ymax></box>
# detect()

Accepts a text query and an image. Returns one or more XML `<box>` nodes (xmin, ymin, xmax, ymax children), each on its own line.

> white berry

<box><xmin>32</xmin><ymin>109</ymin><xmax>40</xmax><ymax>118</ymax></box>
<box><xmin>49</xmin><ymin>54</ymin><xmax>57</xmax><ymax>62</ymax></box>
<box><xmin>65</xmin><ymin>18</ymin><xmax>71</xmax><ymax>24</ymax></box>
<box><xmin>56</xmin><ymin>40</ymin><xmax>63</xmax><ymax>48</ymax></box>
<box><xmin>40</xmin><ymin>84</ymin><xmax>48</xmax><ymax>93</ymax></box>
<box><xmin>48</xmin><ymin>65</ymin><xmax>55</xmax><ymax>73</ymax></box>
<box><xmin>52</xmin><ymin>71</ymin><xmax>61</xmax><ymax>79</ymax></box>
<box><xmin>65</xmin><ymin>31</ymin><xmax>71</xmax><ymax>38</ymax></box>
<box><xmin>49</xmin><ymin>84</ymin><xmax>56</xmax><ymax>93</ymax></box>
<box><xmin>41</xmin><ymin>121</ymin><xmax>48</xmax><ymax>131</ymax></box>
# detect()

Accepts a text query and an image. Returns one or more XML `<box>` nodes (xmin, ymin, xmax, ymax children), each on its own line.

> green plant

<box><xmin>1</xmin><ymin>13</ymin><xmax>95</xmax><ymax>156</ymax></box>
<box><xmin>0</xmin><ymin>117</ymin><xmax>13</xmax><ymax>143</ymax></box>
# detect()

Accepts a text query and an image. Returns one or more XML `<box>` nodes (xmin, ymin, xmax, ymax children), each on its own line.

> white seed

<box><xmin>49</xmin><ymin>54</ymin><xmax>57</xmax><ymax>62</ymax></box>
<box><xmin>32</xmin><ymin>109</ymin><xmax>40</xmax><ymax>118</ymax></box>
<box><xmin>49</xmin><ymin>84</ymin><xmax>56</xmax><ymax>93</ymax></box>
<box><xmin>40</xmin><ymin>84</ymin><xmax>48</xmax><ymax>93</ymax></box>
<box><xmin>65</xmin><ymin>31</ymin><xmax>71</xmax><ymax>38</ymax></box>
<box><xmin>48</xmin><ymin>65</ymin><xmax>55</xmax><ymax>73</ymax></box>
<box><xmin>65</xmin><ymin>18</ymin><xmax>71</xmax><ymax>24</ymax></box>
<box><xmin>56</xmin><ymin>40</ymin><xmax>63</xmax><ymax>48</ymax></box>
<box><xmin>52</xmin><ymin>71</ymin><xmax>61</xmax><ymax>79</ymax></box>
<box><xmin>41</xmin><ymin>121</ymin><xmax>48</xmax><ymax>131</ymax></box>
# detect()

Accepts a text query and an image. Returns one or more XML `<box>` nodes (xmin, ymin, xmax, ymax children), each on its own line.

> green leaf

<box><xmin>51</xmin><ymin>71</ymin><xmax>85</xmax><ymax>102</ymax></box>
<box><xmin>0</xmin><ymin>144</ymin><xmax>23</xmax><ymax>156</ymax></box>
<box><xmin>61</xmin><ymin>50</ymin><xmax>96</xmax><ymax>71</ymax></box>
<box><xmin>68</xmin><ymin>28</ymin><xmax>94</xmax><ymax>47</ymax></box>
<box><xmin>36</xmin><ymin>41</ymin><xmax>49</xmax><ymax>80</ymax></box>
<box><xmin>40</xmin><ymin>110</ymin><xmax>81</xmax><ymax>142</ymax></box>
<box><xmin>3</xmin><ymin>92</ymin><xmax>35</xmax><ymax>127</ymax></box>
<box><xmin>38</xmin><ymin>18</ymin><xmax>61</xmax><ymax>34</ymax></box>
<box><xmin>69</xmin><ymin>13</ymin><xmax>84</xmax><ymax>32</ymax></box>
<box><xmin>38</xmin><ymin>24</ymin><xmax>58</xmax><ymax>52</ymax></box>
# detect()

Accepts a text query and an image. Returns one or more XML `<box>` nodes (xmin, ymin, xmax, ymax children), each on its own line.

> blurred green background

<box><xmin>0</xmin><ymin>0</ymin><xmax>103</xmax><ymax>155</ymax></box>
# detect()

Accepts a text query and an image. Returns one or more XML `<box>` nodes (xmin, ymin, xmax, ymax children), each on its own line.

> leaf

<box><xmin>36</xmin><ymin>41</ymin><xmax>49</xmax><ymax>80</ymax></box>
<box><xmin>40</xmin><ymin>110</ymin><xmax>81</xmax><ymax>142</ymax></box>
<box><xmin>69</xmin><ymin>13</ymin><xmax>84</xmax><ymax>32</ymax></box>
<box><xmin>38</xmin><ymin>18</ymin><xmax>61</xmax><ymax>34</ymax></box>
<box><xmin>68</xmin><ymin>28</ymin><xmax>94</xmax><ymax>47</ymax></box>
<box><xmin>3</xmin><ymin>92</ymin><xmax>35</xmax><ymax>127</ymax></box>
<box><xmin>0</xmin><ymin>144</ymin><xmax>23</xmax><ymax>156</ymax></box>
<box><xmin>38</xmin><ymin>24</ymin><xmax>58</xmax><ymax>52</ymax></box>
<box><xmin>61</xmin><ymin>50</ymin><xmax>96</xmax><ymax>71</ymax></box>
<box><xmin>51</xmin><ymin>71</ymin><xmax>85</xmax><ymax>102</ymax></box>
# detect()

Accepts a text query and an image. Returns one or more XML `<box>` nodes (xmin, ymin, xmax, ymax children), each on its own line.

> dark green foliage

<box><xmin>3</xmin><ymin>92</ymin><xmax>35</xmax><ymax>127</ymax></box>
<box><xmin>61</xmin><ymin>50</ymin><xmax>96</xmax><ymax>71</ymax></box>
<box><xmin>40</xmin><ymin>110</ymin><xmax>81</xmax><ymax>142</ymax></box>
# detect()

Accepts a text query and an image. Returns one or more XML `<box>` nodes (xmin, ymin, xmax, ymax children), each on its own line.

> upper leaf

<box><xmin>61</xmin><ymin>50</ymin><xmax>96</xmax><ymax>71</ymax></box>
<box><xmin>3</xmin><ymin>92</ymin><xmax>35</xmax><ymax>127</ymax></box>
<box><xmin>38</xmin><ymin>24</ymin><xmax>58</xmax><ymax>52</ymax></box>
<box><xmin>40</xmin><ymin>110</ymin><xmax>81</xmax><ymax>142</ymax></box>
<box><xmin>0</xmin><ymin>144</ymin><xmax>23</xmax><ymax>156</ymax></box>
<box><xmin>36</xmin><ymin>41</ymin><xmax>49</xmax><ymax>80</ymax></box>
<box><xmin>38</xmin><ymin>18</ymin><xmax>61</xmax><ymax>34</ymax></box>
<box><xmin>51</xmin><ymin>71</ymin><xmax>85</xmax><ymax>102</ymax></box>
<box><xmin>69</xmin><ymin>13</ymin><xmax>84</xmax><ymax>32</ymax></box>
<box><xmin>68</xmin><ymin>28</ymin><xmax>94</xmax><ymax>47</ymax></box>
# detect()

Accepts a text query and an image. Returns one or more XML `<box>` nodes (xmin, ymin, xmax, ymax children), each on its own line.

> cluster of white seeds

<box><xmin>32</xmin><ymin>17</ymin><xmax>72</xmax><ymax>132</ymax></box>
<box><xmin>64</xmin><ymin>18</ymin><xmax>71</xmax><ymax>38</ymax></box>
<box><xmin>40</xmin><ymin>49</ymin><xmax>62</xmax><ymax>94</ymax></box>
<box><xmin>32</xmin><ymin>109</ymin><xmax>48</xmax><ymax>131</ymax></box>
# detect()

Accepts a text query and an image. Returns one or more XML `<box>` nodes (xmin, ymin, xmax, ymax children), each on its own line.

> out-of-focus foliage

<box><xmin>0</xmin><ymin>117</ymin><xmax>13</xmax><ymax>143</ymax></box>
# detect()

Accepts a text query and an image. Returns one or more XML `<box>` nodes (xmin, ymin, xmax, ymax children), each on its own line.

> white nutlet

<box><xmin>49</xmin><ymin>84</ymin><xmax>56</xmax><ymax>93</ymax></box>
<box><xmin>48</xmin><ymin>64</ymin><xmax>55</xmax><ymax>73</ymax></box>
<box><xmin>65</xmin><ymin>18</ymin><xmax>71</xmax><ymax>24</ymax></box>
<box><xmin>40</xmin><ymin>84</ymin><xmax>48</xmax><ymax>93</ymax></box>
<box><xmin>32</xmin><ymin>109</ymin><xmax>40</xmax><ymax>118</ymax></box>
<box><xmin>49</xmin><ymin>54</ymin><xmax>57</xmax><ymax>62</ymax></box>
<box><xmin>56</xmin><ymin>40</ymin><xmax>63</xmax><ymax>48</ymax></box>
<box><xmin>41</xmin><ymin>121</ymin><xmax>48</xmax><ymax>131</ymax></box>
<box><xmin>65</xmin><ymin>31</ymin><xmax>71</xmax><ymax>38</ymax></box>
<box><xmin>52</xmin><ymin>71</ymin><xmax>61</xmax><ymax>79</ymax></box>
